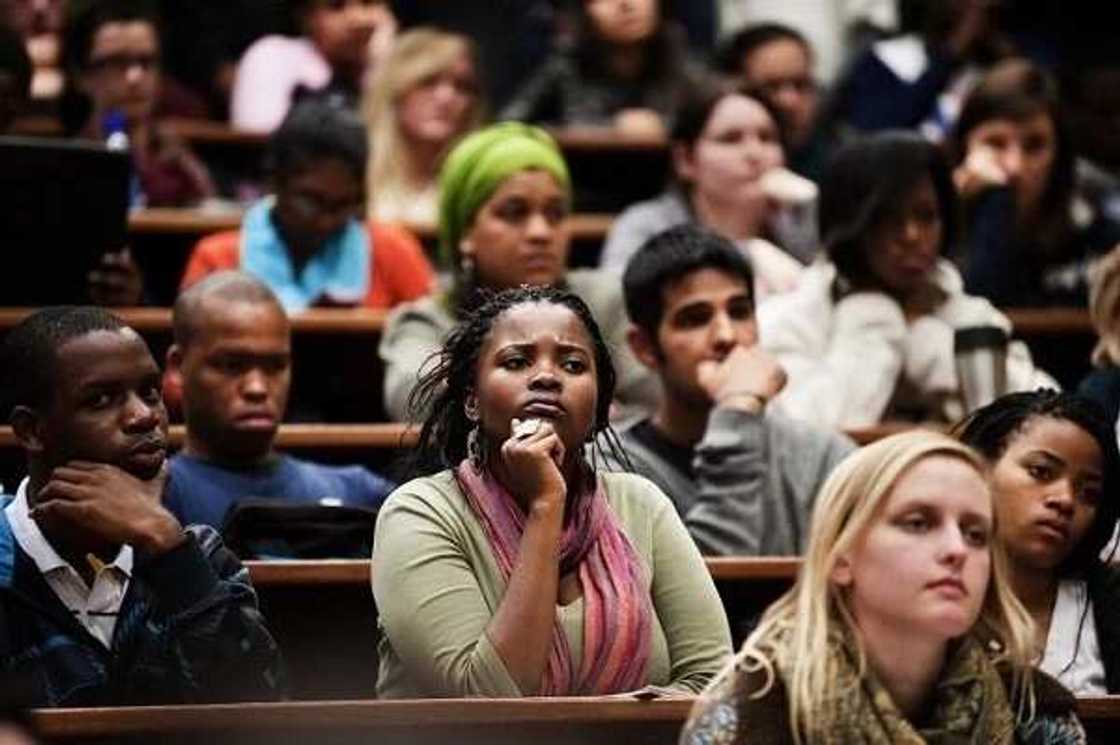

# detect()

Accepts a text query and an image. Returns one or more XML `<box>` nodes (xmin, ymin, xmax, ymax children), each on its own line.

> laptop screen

<box><xmin>0</xmin><ymin>136</ymin><xmax>130</xmax><ymax>305</ymax></box>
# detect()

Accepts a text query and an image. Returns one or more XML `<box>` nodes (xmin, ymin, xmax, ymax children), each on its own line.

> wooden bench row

<box><xmin>29</xmin><ymin>698</ymin><xmax>693</xmax><ymax>745</ymax></box>
<box><xmin>0</xmin><ymin>303</ymin><xmax>1096</xmax><ymax>429</ymax></box>
<box><xmin>125</xmin><ymin>209</ymin><xmax>617</xmax><ymax>301</ymax></box>
<box><xmin>129</xmin><ymin>207</ymin><xmax>615</xmax><ymax>244</ymax></box>
<box><xmin>0</xmin><ymin>305</ymin><xmax>1097</xmax><ymax>338</ymax></box>
<box><xmin>231</xmin><ymin>557</ymin><xmax>797</xmax><ymax>701</ymax></box>
<box><xmin>0</xmin><ymin>422</ymin><xmax>925</xmax><ymax>451</ymax></box>
<box><xmin>25</xmin><ymin>555</ymin><xmax>1120</xmax><ymax>745</ymax></box>
<box><xmin>23</xmin><ymin>688</ymin><xmax>1120</xmax><ymax>745</ymax></box>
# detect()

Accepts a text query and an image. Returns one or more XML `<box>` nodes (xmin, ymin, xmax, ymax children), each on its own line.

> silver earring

<box><xmin>460</xmin><ymin>254</ymin><xmax>475</xmax><ymax>278</ymax></box>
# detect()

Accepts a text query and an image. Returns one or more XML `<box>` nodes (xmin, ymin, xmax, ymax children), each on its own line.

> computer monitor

<box><xmin>0</xmin><ymin>136</ymin><xmax>130</xmax><ymax>305</ymax></box>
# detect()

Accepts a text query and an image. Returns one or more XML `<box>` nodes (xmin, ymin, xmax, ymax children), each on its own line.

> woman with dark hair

<box><xmin>499</xmin><ymin>0</ymin><xmax>701</xmax><ymax>136</ymax></box>
<box><xmin>379</xmin><ymin>122</ymin><xmax>658</xmax><ymax>421</ymax></box>
<box><xmin>955</xmin><ymin>389</ymin><xmax>1120</xmax><ymax>694</ymax></box>
<box><xmin>758</xmin><ymin>131</ymin><xmax>1052</xmax><ymax>429</ymax></box>
<box><xmin>372</xmin><ymin>285</ymin><xmax>731</xmax><ymax>697</ymax></box>
<box><xmin>952</xmin><ymin>59</ymin><xmax>1120</xmax><ymax>306</ymax></box>
<box><xmin>599</xmin><ymin>82</ymin><xmax>813</xmax><ymax>295</ymax></box>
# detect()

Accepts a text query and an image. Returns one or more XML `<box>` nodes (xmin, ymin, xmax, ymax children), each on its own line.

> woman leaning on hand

<box><xmin>372</xmin><ymin>285</ymin><xmax>731</xmax><ymax>698</ymax></box>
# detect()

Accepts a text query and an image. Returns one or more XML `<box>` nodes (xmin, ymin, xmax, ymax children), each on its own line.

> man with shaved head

<box><xmin>164</xmin><ymin>271</ymin><xmax>393</xmax><ymax>531</ymax></box>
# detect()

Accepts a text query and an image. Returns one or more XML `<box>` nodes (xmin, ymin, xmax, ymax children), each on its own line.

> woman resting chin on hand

<box><xmin>372</xmin><ymin>285</ymin><xmax>732</xmax><ymax>698</ymax></box>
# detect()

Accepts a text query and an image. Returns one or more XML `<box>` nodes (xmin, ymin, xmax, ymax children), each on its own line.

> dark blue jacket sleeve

<box><xmin>839</xmin><ymin>45</ymin><xmax>957</xmax><ymax>132</ymax></box>
<box><xmin>122</xmin><ymin>526</ymin><xmax>286</xmax><ymax>702</ymax></box>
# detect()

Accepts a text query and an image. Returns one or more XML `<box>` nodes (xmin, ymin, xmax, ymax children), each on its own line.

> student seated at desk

<box><xmin>164</xmin><ymin>271</ymin><xmax>394</xmax><ymax>531</ymax></box>
<box><xmin>182</xmin><ymin>99</ymin><xmax>434</xmax><ymax>313</ymax></box>
<box><xmin>379</xmin><ymin>122</ymin><xmax>658</xmax><ymax>422</ymax></box>
<box><xmin>956</xmin><ymin>390</ymin><xmax>1120</xmax><ymax>695</ymax></box>
<box><xmin>63</xmin><ymin>0</ymin><xmax>215</xmax><ymax>208</ymax></box>
<box><xmin>614</xmin><ymin>225</ymin><xmax>854</xmax><ymax>555</ymax></box>
<box><xmin>758</xmin><ymin>132</ymin><xmax>1054</xmax><ymax>429</ymax></box>
<box><xmin>681</xmin><ymin>431</ymin><xmax>1086</xmax><ymax>745</ymax></box>
<box><xmin>231</xmin><ymin>0</ymin><xmax>397</xmax><ymax>134</ymax></box>
<box><xmin>0</xmin><ymin>307</ymin><xmax>283</xmax><ymax>707</ymax></box>
<box><xmin>500</xmin><ymin>0</ymin><xmax>701</xmax><ymax>137</ymax></box>
<box><xmin>373</xmin><ymin>286</ymin><xmax>732</xmax><ymax>698</ymax></box>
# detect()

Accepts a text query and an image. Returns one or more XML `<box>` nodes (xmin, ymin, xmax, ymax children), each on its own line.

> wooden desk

<box><xmin>161</xmin><ymin>120</ymin><xmax>669</xmax><ymax>214</ymax></box>
<box><xmin>1006</xmin><ymin>307</ymin><xmax>1096</xmax><ymax>388</ymax></box>
<box><xmin>0</xmin><ymin>307</ymin><xmax>387</xmax><ymax>335</ymax></box>
<box><xmin>125</xmin><ymin>208</ymin><xmax>616</xmax><ymax>275</ymax></box>
<box><xmin>128</xmin><ymin>208</ymin><xmax>614</xmax><ymax>242</ymax></box>
<box><xmin>236</xmin><ymin>558</ymin><xmax>798</xmax><ymax>700</ymax></box>
<box><xmin>31</xmin><ymin>698</ymin><xmax>693</xmax><ymax>745</ymax></box>
<box><xmin>27</xmin><ymin>696</ymin><xmax>1120</xmax><ymax>745</ymax></box>
<box><xmin>0</xmin><ymin>310</ymin><xmax>390</xmax><ymax>430</ymax></box>
<box><xmin>1006</xmin><ymin>307</ymin><xmax>1095</xmax><ymax>335</ymax></box>
<box><xmin>162</xmin><ymin>119</ymin><xmax>670</xmax><ymax>153</ymax></box>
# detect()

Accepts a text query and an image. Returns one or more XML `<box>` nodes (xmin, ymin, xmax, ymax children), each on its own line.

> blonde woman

<box><xmin>680</xmin><ymin>431</ymin><xmax>1085</xmax><ymax>745</ymax></box>
<box><xmin>364</xmin><ymin>28</ymin><xmax>483</xmax><ymax>225</ymax></box>
<box><xmin>1078</xmin><ymin>246</ymin><xmax>1120</xmax><ymax>425</ymax></box>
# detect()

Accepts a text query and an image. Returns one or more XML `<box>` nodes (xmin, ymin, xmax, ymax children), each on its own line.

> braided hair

<box><xmin>953</xmin><ymin>389</ymin><xmax>1120</xmax><ymax>575</ymax></box>
<box><xmin>405</xmin><ymin>285</ymin><xmax>630</xmax><ymax>478</ymax></box>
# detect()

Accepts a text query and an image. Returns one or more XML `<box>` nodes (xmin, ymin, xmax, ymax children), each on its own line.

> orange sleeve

<box><xmin>180</xmin><ymin>231</ymin><xmax>241</xmax><ymax>292</ymax></box>
<box><xmin>366</xmin><ymin>223</ymin><xmax>436</xmax><ymax>309</ymax></box>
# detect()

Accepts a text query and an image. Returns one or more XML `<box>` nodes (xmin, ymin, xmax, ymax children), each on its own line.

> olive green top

<box><xmin>372</xmin><ymin>470</ymin><xmax>732</xmax><ymax>698</ymax></box>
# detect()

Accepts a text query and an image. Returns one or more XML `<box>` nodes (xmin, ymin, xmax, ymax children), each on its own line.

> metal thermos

<box><xmin>954</xmin><ymin>326</ymin><xmax>1009</xmax><ymax>413</ymax></box>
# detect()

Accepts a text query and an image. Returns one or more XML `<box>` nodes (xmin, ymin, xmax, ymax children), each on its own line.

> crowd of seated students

<box><xmin>6</xmin><ymin>4</ymin><xmax>1120</xmax><ymax>744</ymax></box>
<box><xmin>0</xmin><ymin>307</ymin><xmax>284</xmax><ymax>707</ymax></box>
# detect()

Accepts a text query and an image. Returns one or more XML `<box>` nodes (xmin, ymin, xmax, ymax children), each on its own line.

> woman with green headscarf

<box><xmin>379</xmin><ymin>122</ymin><xmax>659</xmax><ymax>421</ymax></box>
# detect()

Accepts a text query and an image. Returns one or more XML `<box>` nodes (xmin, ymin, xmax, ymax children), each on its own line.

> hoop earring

<box><xmin>468</xmin><ymin>425</ymin><xmax>482</xmax><ymax>467</ymax></box>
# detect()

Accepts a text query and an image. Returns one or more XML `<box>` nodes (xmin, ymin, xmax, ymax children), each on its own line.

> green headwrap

<box><xmin>437</xmin><ymin>122</ymin><xmax>571</xmax><ymax>267</ymax></box>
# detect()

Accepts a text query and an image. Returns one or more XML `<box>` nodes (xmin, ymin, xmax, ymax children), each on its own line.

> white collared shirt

<box><xmin>4</xmin><ymin>478</ymin><xmax>133</xmax><ymax>648</ymax></box>
<box><xmin>1040</xmin><ymin>580</ymin><xmax>1107</xmax><ymax>695</ymax></box>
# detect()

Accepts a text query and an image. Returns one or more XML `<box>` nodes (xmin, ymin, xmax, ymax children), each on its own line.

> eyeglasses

<box><xmin>286</xmin><ymin>190</ymin><xmax>363</xmax><ymax>221</ymax></box>
<box><xmin>87</xmin><ymin>53</ymin><xmax>160</xmax><ymax>75</ymax></box>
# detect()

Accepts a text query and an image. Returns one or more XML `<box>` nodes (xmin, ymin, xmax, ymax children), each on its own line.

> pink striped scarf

<box><xmin>454</xmin><ymin>461</ymin><xmax>653</xmax><ymax>695</ymax></box>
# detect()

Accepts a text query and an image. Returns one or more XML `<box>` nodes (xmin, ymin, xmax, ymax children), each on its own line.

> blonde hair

<box><xmin>363</xmin><ymin>28</ymin><xmax>484</xmax><ymax>220</ymax></box>
<box><xmin>1090</xmin><ymin>245</ymin><xmax>1120</xmax><ymax>367</ymax></box>
<box><xmin>705</xmin><ymin>431</ymin><xmax>1037</xmax><ymax>744</ymax></box>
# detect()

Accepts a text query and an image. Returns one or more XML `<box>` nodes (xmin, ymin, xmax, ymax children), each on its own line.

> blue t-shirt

<box><xmin>165</xmin><ymin>453</ymin><xmax>394</xmax><ymax>529</ymax></box>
